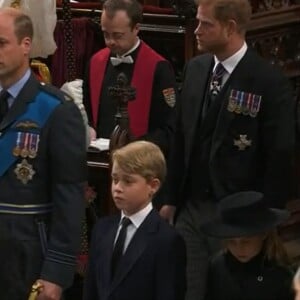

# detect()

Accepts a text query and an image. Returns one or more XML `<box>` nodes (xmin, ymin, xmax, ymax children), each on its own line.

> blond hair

<box><xmin>295</xmin><ymin>266</ymin><xmax>300</xmax><ymax>285</ymax></box>
<box><xmin>264</xmin><ymin>230</ymin><xmax>291</xmax><ymax>266</ymax></box>
<box><xmin>197</xmin><ymin>0</ymin><xmax>252</xmax><ymax>35</ymax></box>
<box><xmin>112</xmin><ymin>141</ymin><xmax>166</xmax><ymax>183</ymax></box>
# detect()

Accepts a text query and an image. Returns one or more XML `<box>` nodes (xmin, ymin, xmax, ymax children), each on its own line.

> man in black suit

<box><xmin>83</xmin><ymin>141</ymin><xmax>186</xmax><ymax>300</ymax></box>
<box><xmin>159</xmin><ymin>0</ymin><xmax>295</xmax><ymax>299</ymax></box>
<box><xmin>0</xmin><ymin>8</ymin><xmax>86</xmax><ymax>300</ymax></box>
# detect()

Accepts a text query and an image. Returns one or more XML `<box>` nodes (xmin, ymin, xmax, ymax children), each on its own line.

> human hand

<box><xmin>89</xmin><ymin>126</ymin><xmax>97</xmax><ymax>142</ymax></box>
<box><xmin>159</xmin><ymin>205</ymin><xmax>176</xmax><ymax>225</ymax></box>
<box><xmin>36</xmin><ymin>280</ymin><xmax>62</xmax><ymax>300</ymax></box>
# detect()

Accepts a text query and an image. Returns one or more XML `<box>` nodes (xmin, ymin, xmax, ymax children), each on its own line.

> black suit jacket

<box><xmin>0</xmin><ymin>73</ymin><xmax>86</xmax><ymax>298</ymax></box>
<box><xmin>168</xmin><ymin>49</ymin><xmax>295</xmax><ymax>208</ymax></box>
<box><xmin>83</xmin><ymin>209</ymin><xmax>186</xmax><ymax>300</ymax></box>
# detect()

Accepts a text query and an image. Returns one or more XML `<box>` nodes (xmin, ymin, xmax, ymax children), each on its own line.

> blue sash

<box><xmin>0</xmin><ymin>91</ymin><xmax>60</xmax><ymax>176</ymax></box>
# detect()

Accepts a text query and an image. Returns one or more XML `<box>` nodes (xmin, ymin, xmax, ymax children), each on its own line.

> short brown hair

<box><xmin>103</xmin><ymin>0</ymin><xmax>143</xmax><ymax>28</ymax></box>
<box><xmin>197</xmin><ymin>0</ymin><xmax>251</xmax><ymax>34</ymax></box>
<box><xmin>112</xmin><ymin>141</ymin><xmax>166</xmax><ymax>183</ymax></box>
<box><xmin>0</xmin><ymin>8</ymin><xmax>33</xmax><ymax>43</ymax></box>
<box><xmin>14</xmin><ymin>14</ymin><xmax>33</xmax><ymax>43</ymax></box>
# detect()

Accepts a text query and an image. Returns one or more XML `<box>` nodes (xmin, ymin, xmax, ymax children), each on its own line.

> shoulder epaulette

<box><xmin>39</xmin><ymin>82</ymin><xmax>73</xmax><ymax>102</ymax></box>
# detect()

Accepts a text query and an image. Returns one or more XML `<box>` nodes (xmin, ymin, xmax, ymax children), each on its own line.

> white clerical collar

<box><xmin>214</xmin><ymin>42</ymin><xmax>247</xmax><ymax>75</ymax></box>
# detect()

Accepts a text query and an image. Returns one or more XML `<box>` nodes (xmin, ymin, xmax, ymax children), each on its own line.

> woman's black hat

<box><xmin>200</xmin><ymin>191</ymin><xmax>289</xmax><ymax>238</ymax></box>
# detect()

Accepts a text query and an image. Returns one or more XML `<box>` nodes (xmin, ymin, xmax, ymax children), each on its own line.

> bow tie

<box><xmin>110</xmin><ymin>55</ymin><xmax>134</xmax><ymax>66</ymax></box>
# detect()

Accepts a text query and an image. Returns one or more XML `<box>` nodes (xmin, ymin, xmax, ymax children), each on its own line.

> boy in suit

<box><xmin>83</xmin><ymin>141</ymin><xmax>186</xmax><ymax>300</ymax></box>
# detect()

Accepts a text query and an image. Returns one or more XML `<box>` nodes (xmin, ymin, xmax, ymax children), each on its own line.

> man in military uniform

<box><xmin>0</xmin><ymin>7</ymin><xmax>86</xmax><ymax>300</ymax></box>
<box><xmin>83</xmin><ymin>0</ymin><xmax>177</xmax><ymax>157</ymax></box>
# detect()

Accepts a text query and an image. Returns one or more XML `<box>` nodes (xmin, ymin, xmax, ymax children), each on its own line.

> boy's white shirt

<box><xmin>115</xmin><ymin>202</ymin><xmax>153</xmax><ymax>253</ymax></box>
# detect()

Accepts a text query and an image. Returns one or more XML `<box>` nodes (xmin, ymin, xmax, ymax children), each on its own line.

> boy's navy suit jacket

<box><xmin>83</xmin><ymin>209</ymin><xmax>186</xmax><ymax>300</ymax></box>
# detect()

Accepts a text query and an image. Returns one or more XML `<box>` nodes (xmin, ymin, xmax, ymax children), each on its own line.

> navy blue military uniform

<box><xmin>0</xmin><ymin>73</ymin><xmax>86</xmax><ymax>299</ymax></box>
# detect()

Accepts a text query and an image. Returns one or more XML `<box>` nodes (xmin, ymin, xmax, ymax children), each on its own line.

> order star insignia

<box><xmin>14</xmin><ymin>159</ymin><xmax>36</xmax><ymax>184</ymax></box>
<box><xmin>234</xmin><ymin>134</ymin><xmax>252</xmax><ymax>151</ymax></box>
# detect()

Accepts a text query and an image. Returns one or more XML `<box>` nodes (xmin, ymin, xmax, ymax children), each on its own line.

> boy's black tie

<box><xmin>0</xmin><ymin>90</ymin><xmax>9</xmax><ymax>123</ymax></box>
<box><xmin>111</xmin><ymin>217</ymin><xmax>132</xmax><ymax>278</ymax></box>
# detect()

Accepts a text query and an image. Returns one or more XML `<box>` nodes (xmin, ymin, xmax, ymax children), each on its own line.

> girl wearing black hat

<box><xmin>201</xmin><ymin>191</ymin><xmax>294</xmax><ymax>300</ymax></box>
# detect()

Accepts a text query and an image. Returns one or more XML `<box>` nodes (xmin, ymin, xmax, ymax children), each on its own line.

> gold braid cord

<box><xmin>31</xmin><ymin>59</ymin><xmax>52</xmax><ymax>84</ymax></box>
<box><xmin>27</xmin><ymin>282</ymin><xmax>43</xmax><ymax>300</ymax></box>
<box><xmin>10</xmin><ymin>0</ymin><xmax>21</xmax><ymax>8</ymax></box>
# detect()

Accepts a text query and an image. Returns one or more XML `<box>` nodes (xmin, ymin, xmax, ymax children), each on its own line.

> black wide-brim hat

<box><xmin>200</xmin><ymin>191</ymin><xmax>290</xmax><ymax>238</ymax></box>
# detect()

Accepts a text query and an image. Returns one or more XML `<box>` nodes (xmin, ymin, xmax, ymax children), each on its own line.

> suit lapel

<box><xmin>109</xmin><ymin>210</ymin><xmax>159</xmax><ymax>293</ymax></box>
<box><xmin>0</xmin><ymin>73</ymin><xmax>39</xmax><ymax>131</ymax></box>
<box><xmin>98</xmin><ymin>217</ymin><xmax>119</xmax><ymax>288</ymax></box>
<box><xmin>185</xmin><ymin>56</ymin><xmax>214</xmax><ymax>161</ymax></box>
<box><xmin>210</xmin><ymin>49</ymin><xmax>255</xmax><ymax>160</ymax></box>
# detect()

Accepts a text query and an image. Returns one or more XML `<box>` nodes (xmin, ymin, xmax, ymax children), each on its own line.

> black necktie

<box><xmin>111</xmin><ymin>217</ymin><xmax>132</xmax><ymax>278</ymax></box>
<box><xmin>210</xmin><ymin>63</ymin><xmax>226</xmax><ymax>98</ymax></box>
<box><xmin>0</xmin><ymin>90</ymin><xmax>10</xmax><ymax>123</ymax></box>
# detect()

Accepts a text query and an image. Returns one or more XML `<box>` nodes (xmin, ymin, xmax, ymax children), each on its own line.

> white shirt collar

<box><xmin>214</xmin><ymin>42</ymin><xmax>247</xmax><ymax>75</ymax></box>
<box><xmin>121</xmin><ymin>202</ymin><xmax>153</xmax><ymax>228</ymax></box>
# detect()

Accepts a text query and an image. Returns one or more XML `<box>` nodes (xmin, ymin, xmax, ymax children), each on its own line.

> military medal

<box><xmin>249</xmin><ymin>94</ymin><xmax>262</xmax><ymax>118</ymax></box>
<box><xmin>235</xmin><ymin>91</ymin><xmax>243</xmax><ymax>114</ymax></box>
<box><xmin>234</xmin><ymin>134</ymin><xmax>252</xmax><ymax>151</ymax></box>
<box><xmin>210</xmin><ymin>80</ymin><xmax>221</xmax><ymax>97</ymax></box>
<box><xmin>14</xmin><ymin>158</ymin><xmax>36</xmax><ymax>184</ymax></box>
<box><xmin>28</xmin><ymin>134</ymin><xmax>39</xmax><ymax>159</ymax></box>
<box><xmin>242</xmin><ymin>93</ymin><xmax>251</xmax><ymax>116</ymax></box>
<box><xmin>12</xmin><ymin>132</ymin><xmax>22</xmax><ymax>157</ymax></box>
<box><xmin>227</xmin><ymin>89</ymin><xmax>237</xmax><ymax>112</ymax></box>
<box><xmin>20</xmin><ymin>132</ymin><xmax>29</xmax><ymax>158</ymax></box>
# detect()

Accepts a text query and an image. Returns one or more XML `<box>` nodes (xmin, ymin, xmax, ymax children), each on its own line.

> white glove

<box><xmin>61</xmin><ymin>79</ymin><xmax>83</xmax><ymax>105</ymax></box>
<box><xmin>60</xmin><ymin>79</ymin><xmax>91</xmax><ymax>148</ymax></box>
